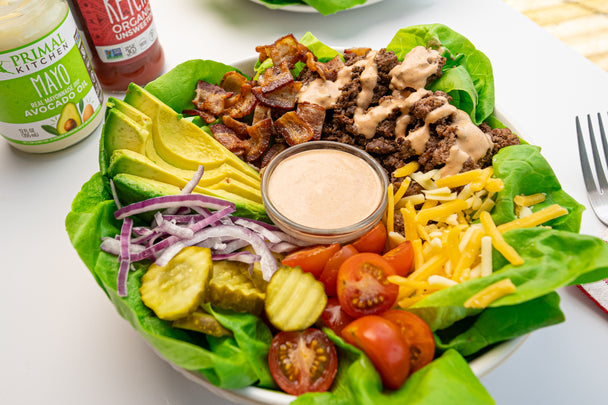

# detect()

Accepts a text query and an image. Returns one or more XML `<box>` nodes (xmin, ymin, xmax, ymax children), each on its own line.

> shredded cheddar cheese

<box><xmin>513</xmin><ymin>193</ymin><xmax>546</xmax><ymax>207</ymax></box>
<box><xmin>393</xmin><ymin>161</ymin><xmax>420</xmax><ymax>178</ymax></box>
<box><xmin>497</xmin><ymin>204</ymin><xmax>568</xmax><ymax>233</ymax></box>
<box><xmin>480</xmin><ymin>211</ymin><xmax>524</xmax><ymax>266</ymax></box>
<box><xmin>386</xmin><ymin>183</ymin><xmax>395</xmax><ymax>233</ymax></box>
<box><xmin>384</xmin><ymin>163</ymin><xmax>566</xmax><ymax>309</ymax></box>
<box><xmin>464</xmin><ymin>279</ymin><xmax>517</xmax><ymax>308</ymax></box>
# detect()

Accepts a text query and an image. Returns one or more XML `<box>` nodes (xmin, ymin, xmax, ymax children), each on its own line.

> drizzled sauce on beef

<box><xmin>297</xmin><ymin>46</ymin><xmax>504</xmax><ymax>177</ymax></box>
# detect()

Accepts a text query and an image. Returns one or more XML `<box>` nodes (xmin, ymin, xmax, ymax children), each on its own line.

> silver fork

<box><xmin>577</xmin><ymin>113</ymin><xmax>608</xmax><ymax>225</ymax></box>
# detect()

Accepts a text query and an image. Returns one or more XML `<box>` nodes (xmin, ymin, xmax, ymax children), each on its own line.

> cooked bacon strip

<box><xmin>344</xmin><ymin>47</ymin><xmax>372</xmax><ymax>57</ymax></box>
<box><xmin>256</xmin><ymin>34</ymin><xmax>309</xmax><ymax>69</ymax></box>
<box><xmin>252</xmin><ymin>104</ymin><xmax>272</xmax><ymax>125</ymax></box>
<box><xmin>224</xmin><ymin>82</ymin><xmax>257</xmax><ymax>118</ymax></box>
<box><xmin>296</xmin><ymin>102</ymin><xmax>326</xmax><ymax>141</ymax></box>
<box><xmin>192</xmin><ymin>80</ymin><xmax>233</xmax><ymax>116</ymax></box>
<box><xmin>274</xmin><ymin>111</ymin><xmax>314</xmax><ymax>146</ymax></box>
<box><xmin>258</xmin><ymin>61</ymin><xmax>294</xmax><ymax>94</ymax></box>
<box><xmin>245</xmin><ymin>118</ymin><xmax>272</xmax><ymax>162</ymax></box>
<box><xmin>222</xmin><ymin>115</ymin><xmax>249</xmax><ymax>139</ymax></box>
<box><xmin>253</xmin><ymin>81</ymin><xmax>302</xmax><ymax>110</ymax></box>
<box><xmin>210</xmin><ymin>124</ymin><xmax>249</xmax><ymax>157</ymax></box>
<box><xmin>182</xmin><ymin>109</ymin><xmax>217</xmax><ymax>124</ymax></box>
<box><xmin>220</xmin><ymin>71</ymin><xmax>249</xmax><ymax>94</ymax></box>
<box><xmin>260</xmin><ymin>142</ymin><xmax>287</xmax><ymax>168</ymax></box>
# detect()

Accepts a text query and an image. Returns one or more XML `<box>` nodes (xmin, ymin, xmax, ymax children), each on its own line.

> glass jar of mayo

<box><xmin>0</xmin><ymin>0</ymin><xmax>104</xmax><ymax>153</ymax></box>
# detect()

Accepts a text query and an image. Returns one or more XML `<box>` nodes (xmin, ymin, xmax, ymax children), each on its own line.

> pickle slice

<box><xmin>208</xmin><ymin>260</ymin><xmax>265</xmax><ymax>315</ymax></box>
<box><xmin>265</xmin><ymin>266</ymin><xmax>327</xmax><ymax>331</ymax></box>
<box><xmin>140</xmin><ymin>246</ymin><xmax>212</xmax><ymax>320</ymax></box>
<box><xmin>173</xmin><ymin>309</ymin><xmax>232</xmax><ymax>337</ymax></box>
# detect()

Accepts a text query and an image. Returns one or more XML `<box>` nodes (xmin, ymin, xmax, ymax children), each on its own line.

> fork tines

<box><xmin>576</xmin><ymin>112</ymin><xmax>608</xmax><ymax>225</ymax></box>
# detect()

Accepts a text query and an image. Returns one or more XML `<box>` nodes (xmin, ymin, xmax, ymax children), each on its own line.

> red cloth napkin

<box><xmin>578</xmin><ymin>280</ymin><xmax>608</xmax><ymax>314</ymax></box>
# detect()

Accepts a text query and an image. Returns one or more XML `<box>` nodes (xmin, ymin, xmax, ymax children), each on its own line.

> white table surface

<box><xmin>3</xmin><ymin>0</ymin><xmax>608</xmax><ymax>404</ymax></box>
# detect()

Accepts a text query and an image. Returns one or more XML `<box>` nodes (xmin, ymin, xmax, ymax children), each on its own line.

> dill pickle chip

<box><xmin>173</xmin><ymin>309</ymin><xmax>232</xmax><ymax>337</ymax></box>
<box><xmin>208</xmin><ymin>260</ymin><xmax>265</xmax><ymax>315</ymax></box>
<box><xmin>265</xmin><ymin>266</ymin><xmax>327</xmax><ymax>332</ymax></box>
<box><xmin>140</xmin><ymin>246</ymin><xmax>212</xmax><ymax>320</ymax></box>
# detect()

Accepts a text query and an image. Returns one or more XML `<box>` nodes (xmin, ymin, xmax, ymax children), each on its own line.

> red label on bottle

<box><xmin>75</xmin><ymin>0</ymin><xmax>158</xmax><ymax>63</ymax></box>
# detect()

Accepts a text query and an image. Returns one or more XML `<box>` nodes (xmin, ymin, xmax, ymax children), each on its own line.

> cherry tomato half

<box><xmin>281</xmin><ymin>244</ymin><xmax>341</xmax><ymax>279</ymax></box>
<box><xmin>380</xmin><ymin>309</ymin><xmax>436</xmax><ymax>374</ymax></box>
<box><xmin>268</xmin><ymin>328</ymin><xmax>338</xmax><ymax>396</ymax></box>
<box><xmin>319</xmin><ymin>297</ymin><xmax>355</xmax><ymax>336</ymax></box>
<box><xmin>337</xmin><ymin>253</ymin><xmax>399</xmax><ymax>318</ymax></box>
<box><xmin>382</xmin><ymin>241</ymin><xmax>414</xmax><ymax>277</ymax></box>
<box><xmin>341</xmin><ymin>315</ymin><xmax>411</xmax><ymax>390</ymax></box>
<box><xmin>319</xmin><ymin>244</ymin><xmax>359</xmax><ymax>297</ymax></box>
<box><xmin>352</xmin><ymin>222</ymin><xmax>387</xmax><ymax>254</ymax></box>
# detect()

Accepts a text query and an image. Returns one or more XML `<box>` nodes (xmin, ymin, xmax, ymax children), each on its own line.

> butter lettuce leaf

<box><xmin>144</xmin><ymin>59</ymin><xmax>240</xmax><ymax>114</ymax></box>
<box><xmin>387</xmin><ymin>24</ymin><xmax>494</xmax><ymax>125</ymax></box>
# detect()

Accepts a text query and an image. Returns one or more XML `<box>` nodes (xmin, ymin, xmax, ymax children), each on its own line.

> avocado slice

<box><xmin>144</xmin><ymin>134</ymin><xmax>261</xmax><ymax>190</ymax></box>
<box><xmin>103</xmin><ymin>108</ymin><xmax>149</xmax><ymax>160</ymax></box>
<box><xmin>142</xmin><ymin>137</ymin><xmax>262</xmax><ymax>203</ymax></box>
<box><xmin>106</xmin><ymin>97</ymin><xmax>152</xmax><ymax>132</ymax></box>
<box><xmin>108</xmin><ymin>150</ymin><xmax>268</xmax><ymax>220</ymax></box>
<box><xmin>57</xmin><ymin>102</ymin><xmax>82</xmax><ymax>135</ymax></box>
<box><xmin>123</xmin><ymin>83</ymin><xmax>260</xmax><ymax>180</ymax></box>
<box><xmin>112</xmin><ymin>172</ymin><xmax>270</xmax><ymax>222</ymax></box>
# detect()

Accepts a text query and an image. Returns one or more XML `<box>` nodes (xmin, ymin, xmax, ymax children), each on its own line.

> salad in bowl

<box><xmin>66</xmin><ymin>24</ymin><xmax>608</xmax><ymax>404</ymax></box>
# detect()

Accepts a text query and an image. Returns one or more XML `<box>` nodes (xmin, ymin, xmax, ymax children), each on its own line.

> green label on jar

<box><xmin>0</xmin><ymin>9</ymin><xmax>103</xmax><ymax>146</ymax></box>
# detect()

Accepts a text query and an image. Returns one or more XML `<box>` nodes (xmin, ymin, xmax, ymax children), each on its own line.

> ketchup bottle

<box><xmin>67</xmin><ymin>0</ymin><xmax>165</xmax><ymax>92</ymax></box>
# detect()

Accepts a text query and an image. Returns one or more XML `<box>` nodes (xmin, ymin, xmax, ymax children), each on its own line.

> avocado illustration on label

<box><xmin>56</xmin><ymin>102</ymin><xmax>82</xmax><ymax>135</ymax></box>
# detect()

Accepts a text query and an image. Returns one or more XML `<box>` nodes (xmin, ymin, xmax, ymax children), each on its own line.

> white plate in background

<box><xmin>247</xmin><ymin>0</ymin><xmax>384</xmax><ymax>13</ymax></box>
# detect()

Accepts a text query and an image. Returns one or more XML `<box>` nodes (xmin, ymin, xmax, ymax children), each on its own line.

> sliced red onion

<box><xmin>155</xmin><ymin>212</ymin><xmax>195</xmax><ymax>239</ymax></box>
<box><xmin>101</xmin><ymin>237</ymin><xmax>146</xmax><ymax>256</ymax></box>
<box><xmin>161</xmin><ymin>214</ymin><xmax>208</xmax><ymax>223</ymax></box>
<box><xmin>163</xmin><ymin>166</ymin><xmax>205</xmax><ymax>216</ymax></box>
<box><xmin>268</xmin><ymin>241</ymin><xmax>300</xmax><ymax>253</ymax></box>
<box><xmin>117</xmin><ymin>217</ymin><xmax>133</xmax><ymax>297</ymax></box>
<box><xmin>196</xmin><ymin>237</ymin><xmax>228</xmax><ymax>251</ymax></box>
<box><xmin>230</xmin><ymin>216</ymin><xmax>280</xmax><ymax>231</ymax></box>
<box><xmin>109</xmin><ymin>179</ymin><xmax>123</xmax><ymax>210</ymax></box>
<box><xmin>115</xmin><ymin>194</ymin><xmax>234</xmax><ymax>220</ymax></box>
<box><xmin>132</xmin><ymin>226</ymin><xmax>154</xmax><ymax>237</ymax></box>
<box><xmin>155</xmin><ymin>224</ymin><xmax>278</xmax><ymax>280</ymax></box>
<box><xmin>212</xmin><ymin>251</ymin><xmax>261</xmax><ymax>264</ymax></box>
<box><xmin>181</xmin><ymin>165</ymin><xmax>205</xmax><ymax>195</ymax></box>
<box><xmin>270</xmin><ymin>230</ymin><xmax>317</xmax><ymax>247</ymax></box>
<box><xmin>234</xmin><ymin>218</ymin><xmax>282</xmax><ymax>243</ymax></box>
<box><xmin>213</xmin><ymin>238</ymin><xmax>251</xmax><ymax>254</ymax></box>
<box><xmin>129</xmin><ymin>206</ymin><xmax>235</xmax><ymax>262</ymax></box>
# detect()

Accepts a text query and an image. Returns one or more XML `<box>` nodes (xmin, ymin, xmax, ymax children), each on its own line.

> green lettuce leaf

<box><xmin>491</xmin><ymin>144</ymin><xmax>583</xmax><ymax>232</ymax></box>
<box><xmin>386</xmin><ymin>24</ymin><xmax>494</xmax><ymax>125</ymax></box>
<box><xmin>144</xmin><ymin>59</ymin><xmax>242</xmax><ymax>114</ymax></box>
<box><xmin>434</xmin><ymin>292</ymin><xmax>564</xmax><ymax>356</ymax></box>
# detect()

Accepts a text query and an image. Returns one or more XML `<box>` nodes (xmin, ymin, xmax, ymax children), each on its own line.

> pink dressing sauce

<box><xmin>266</xmin><ymin>149</ymin><xmax>383</xmax><ymax>229</ymax></box>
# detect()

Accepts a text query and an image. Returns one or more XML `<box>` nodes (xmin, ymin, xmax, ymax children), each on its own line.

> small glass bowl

<box><xmin>261</xmin><ymin>141</ymin><xmax>389</xmax><ymax>244</ymax></box>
